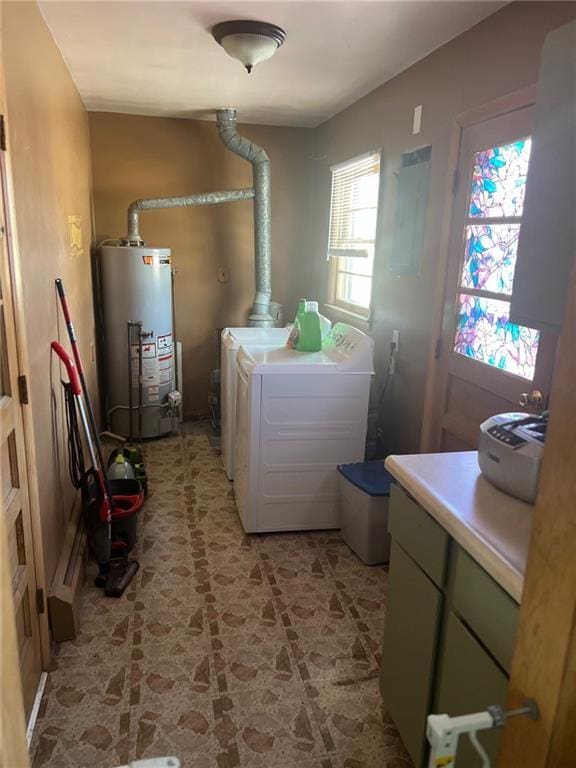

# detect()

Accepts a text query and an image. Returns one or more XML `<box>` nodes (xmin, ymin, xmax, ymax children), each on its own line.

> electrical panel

<box><xmin>390</xmin><ymin>145</ymin><xmax>431</xmax><ymax>277</ymax></box>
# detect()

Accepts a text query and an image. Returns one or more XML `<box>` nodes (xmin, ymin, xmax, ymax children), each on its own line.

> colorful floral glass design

<box><xmin>460</xmin><ymin>224</ymin><xmax>520</xmax><ymax>295</ymax></box>
<box><xmin>454</xmin><ymin>294</ymin><xmax>539</xmax><ymax>379</ymax></box>
<box><xmin>469</xmin><ymin>139</ymin><xmax>532</xmax><ymax>218</ymax></box>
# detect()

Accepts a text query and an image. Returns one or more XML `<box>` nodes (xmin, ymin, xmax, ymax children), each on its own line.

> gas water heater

<box><xmin>100</xmin><ymin>245</ymin><xmax>180</xmax><ymax>439</ymax></box>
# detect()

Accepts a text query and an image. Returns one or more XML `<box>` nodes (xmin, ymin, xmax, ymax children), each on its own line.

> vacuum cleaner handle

<box><xmin>51</xmin><ymin>341</ymin><xmax>82</xmax><ymax>396</ymax></box>
<box><xmin>52</xmin><ymin>339</ymin><xmax>114</xmax><ymax>523</ymax></box>
<box><xmin>55</xmin><ymin>278</ymin><xmax>85</xmax><ymax>376</ymax></box>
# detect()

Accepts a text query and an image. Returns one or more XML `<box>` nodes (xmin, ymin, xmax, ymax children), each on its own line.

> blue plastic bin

<box><xmin>337</xmin><ymin>461</ymin><xmax>394</xmax><ymax>565</ymax></box>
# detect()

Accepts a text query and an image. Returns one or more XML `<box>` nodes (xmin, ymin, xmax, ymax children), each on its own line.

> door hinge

<box><xmin>18</xmin><ymin>374</ymin><xmax>29</xmax><ymax>405</ymax></box>
<box><xmin>0</xmin><ymin>115</ymin><xmax>6</xmax><ymax>152</ymax></box>
<box><xmin>452</xmin><ymin>169</ymin><xmax>459</xmax><ymax>196</ymax></box>
<box><xmin>435</xmin><ymin>338</ymin><xmax>442</xmax><ymax>359</ymax></box>
<box><xmin>36</xmin><ymin>588</ymin><xmax>45</xmax><ymax>615</ymax></box>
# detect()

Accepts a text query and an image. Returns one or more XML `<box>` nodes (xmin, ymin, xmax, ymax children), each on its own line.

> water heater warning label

<box><xmin>159</xmin><ymin>367</ymin><xmax>173</xmax><ymax>384</ymax></box>
<box><xmin>130</xmin><ymin>343</ymin><xmax>156</xmax><ymax>359</ymax></box>
<box><xmin>132</xmin><ymin>358</ymin><xmax>174</xmax><ymax>388</ymax></box>
<box><xmin>131</xmin><ymin>358</ymin><xmax>160</xmax><ymax>386</ymax></box>
<box><xmin>158</xmin><ymin>334</ymin><xmax>173</xmax><ymax>350</ymax></box>
<box><xmin>147</xmin><ymin>385</ymin><xmax>160</xmax><ymax>402</ymax></box>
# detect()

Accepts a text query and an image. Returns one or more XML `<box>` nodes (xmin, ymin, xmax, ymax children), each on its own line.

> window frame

<box><xmin>326</xmin><ymin>150</ymin><xmax>381</xmax><ymax>317</ymax></box>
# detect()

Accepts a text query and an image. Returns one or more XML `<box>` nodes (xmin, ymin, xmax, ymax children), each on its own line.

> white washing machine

<box><xmin>234</xmin><ymin>323</ymin><xmax>374</xmax><ymax>533</ymax></box>
<box><xmin>221</xmin><ymin>327</ymin><xmax>290</xmax><ymax>480</ymax></box>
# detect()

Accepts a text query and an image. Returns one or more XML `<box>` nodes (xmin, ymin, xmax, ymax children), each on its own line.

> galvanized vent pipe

<box><xmin>123</xmin><ymin>108</ymin><xmax>274</xmax><ymax>327</ymax></box>
<box><xmin>126</xmin><ymin>188</ymin><xmax>255</xmax><ymax>245</ymax></box>
<box><xmin>216</xmin><ymin>108</ymin><xmax>272</xmax><ymax>327</ymax></box>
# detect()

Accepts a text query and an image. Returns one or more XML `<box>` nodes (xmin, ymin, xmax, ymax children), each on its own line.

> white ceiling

<box><xmin>39</xmin><ymin>1</ymin><xmax>506</xmax><ymax>127</ymax></box>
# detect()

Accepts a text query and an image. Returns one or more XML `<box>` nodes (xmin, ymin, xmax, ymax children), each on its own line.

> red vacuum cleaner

<box><xmin>53</xmin><ymin>278</ymin><xmax>143</xmax><ymax>597</ymax></box>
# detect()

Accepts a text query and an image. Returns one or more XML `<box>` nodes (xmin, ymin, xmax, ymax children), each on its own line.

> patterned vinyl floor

<box><xmin>31</xmin><ymin>422</ymin><xmax>412</xmax><ymax>768</ymax></box>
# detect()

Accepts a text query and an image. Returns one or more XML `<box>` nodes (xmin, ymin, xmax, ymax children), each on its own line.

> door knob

<box><xmin>519</xmin><ymin>389</ymin><xmax>545</xmax><ymax>410</ymax></box>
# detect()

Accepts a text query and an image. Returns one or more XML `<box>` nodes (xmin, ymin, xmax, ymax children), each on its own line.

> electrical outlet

<box><xmin>390</xmin><ymin>330</ymin><xmax>399</xmax><ymax>376</ymax></box>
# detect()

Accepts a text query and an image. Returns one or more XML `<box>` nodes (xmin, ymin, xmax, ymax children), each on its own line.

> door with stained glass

<box><xmin>430</xmin><ymin>106</ymin><xmax>557</xmax><ymax>451</ymax></box>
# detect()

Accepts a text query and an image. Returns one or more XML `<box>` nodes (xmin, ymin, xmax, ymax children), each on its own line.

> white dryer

<box><xmin>221</xmin><ymin>327</ymin><xmax>290</xmax><ymax>480</ymax></box>
<box><xmin>234</xmin><ymin>323</ymin><xmax>374</xmax><ymax>533</ymax></box>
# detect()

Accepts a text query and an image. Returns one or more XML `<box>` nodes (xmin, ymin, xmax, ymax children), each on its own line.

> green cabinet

<box><xmin>381</xmin><ymin>486</ymin><xmax>517</xmax><ymax>767</ymax></box>
<box><xmin>451</xmin><ymin>547</ymin><xmax>518</xmax><ymax>673</ymax></box>
<box><xmin>388</xmin><ymin>484</ymin><xmax>448</xmax><ymax>587</ymax></box>
<box><xmin>435</xmin><ymin>612</ymin><xmax>508</xmax><ymax>767</ymax></box>
<box><xmin>380</xmin><ymin>541</ymin><xmax>442</xmax><ymax>767</ymax></box>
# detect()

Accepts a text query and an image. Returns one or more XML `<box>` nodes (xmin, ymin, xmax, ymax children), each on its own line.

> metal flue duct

<box><xmin>123</xmin><ymin>108</ymin><xmax>274</xmax><ymax>327</ymax></box>
<box><xmin>126</xmin><ymin>188</ymin><xmax>255</xmax><ymax>245</ymax></box>
<box><xmin>216</xmin><ymin>108</ymin><xmax>272</xmax><ymax>327</ymax></box>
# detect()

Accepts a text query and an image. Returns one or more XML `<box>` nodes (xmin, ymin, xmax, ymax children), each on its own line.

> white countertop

<box><xmin>384</xmin><ymin>451</ymin><xmax>533</xmax><ymax>602</ymax></box>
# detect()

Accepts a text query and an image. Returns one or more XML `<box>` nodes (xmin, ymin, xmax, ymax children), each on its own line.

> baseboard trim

<box><xmin>26</xmin><ymin>671</ymin><xmax>48</xmax><ymax>747</ymax></box>
<box><xmin>47</xmin><ymin>497</ymin><xmax>86</xmax><ymax>642</ymax></box>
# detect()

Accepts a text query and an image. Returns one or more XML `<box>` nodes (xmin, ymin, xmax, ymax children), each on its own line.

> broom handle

<box><xmin>55</xmin><ymin>279</ymin><xmax>115</xmax><ymax>510</ymax></box>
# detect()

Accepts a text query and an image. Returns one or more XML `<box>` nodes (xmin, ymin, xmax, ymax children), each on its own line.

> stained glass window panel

<box><xmin>469</xmin><ymin>139</ymin><xmax>532</xmax><ymax>218</ymax></box>
<box><xmin>454</xmin><ymin>294</ymin><xmax>539</xmax><ymax>379</ymax></box>
<box><xmin>460</xmin><ymin>224</ymin><xmax>520</xmax><ymax>294</ymax></box>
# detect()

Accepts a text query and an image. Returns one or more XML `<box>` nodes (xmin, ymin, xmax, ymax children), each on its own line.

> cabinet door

<box><xmin>380</xmin><ymin>541</ymin><xmax>442</xmax><ymax>767</ymax></box>
<box><xmin>435</xmin><ymin>612</ymin><xmax>508</xmax><ymax>767</ymax></box>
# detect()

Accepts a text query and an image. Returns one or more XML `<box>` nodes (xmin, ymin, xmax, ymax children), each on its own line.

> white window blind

<box><xmin>328</xmin><ymin>151</ymin><xmax>381</xmax><ymax>259</ymax></box>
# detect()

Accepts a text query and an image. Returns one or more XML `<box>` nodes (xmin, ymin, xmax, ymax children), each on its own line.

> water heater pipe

<box><xmin>216</xmin><ymin>108</ymin><xmax>273</xmax><ymax>327</ymax></box>
<box><xmin>123</xmin><ymin>108</ymin><xmax>274</xmax><ymax>327</ymax></box>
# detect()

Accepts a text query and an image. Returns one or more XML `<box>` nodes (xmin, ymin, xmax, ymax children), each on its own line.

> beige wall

<box><xmin>89</xmin><ymin>112</ymin><xmax>314</xmax><ymax>417</ymax></box>
<box><xmin>2</xmin><ymin>1</ymin><xmax>95</xmax><ymax>584</ymax></box>
<box><xmin>308</xmin><ymin>1</ymin><xmax>576</xmax><ymax>456</ymax></box>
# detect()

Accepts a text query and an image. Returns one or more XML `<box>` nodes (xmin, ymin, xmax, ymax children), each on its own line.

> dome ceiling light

<box><xmin>212</xmin><ymin>20</ymin><xmax>286</xmax><ymax>74</ymax></box>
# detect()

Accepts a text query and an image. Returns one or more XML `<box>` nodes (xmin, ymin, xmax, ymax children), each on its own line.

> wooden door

<box><xmin>1</xmin><ymin>508</ymin><xmax>30</xmax><ymax>767</ymax></box>
<box><xmin>428</xmin><ymin>106</ymin><xmax>557</xmax><ymax>450</ymax></box>
<box><xmin>0</xmin><ymin>132</ymin><xmax>43</xmax><ymax>719</ymax></box>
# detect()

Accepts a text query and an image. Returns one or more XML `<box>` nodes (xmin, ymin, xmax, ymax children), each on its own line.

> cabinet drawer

<box><xmin>389</xmin><ymin>485</ymin><xmax>448</xmax><ymax>587</ymax></box>
<box><xmin>451</xmin><ymin>546</ymin><xmax>519</xmax><ymax>673</ymax></box>
<box><xmin>381</xmin><ymin>540</ymin><xmax>442</xmax><ymax>767</ymax></box>
<box><xmin>435</xmin><ymin>612</ymin><xmax>508</xmax><ymax>767</ymax></box>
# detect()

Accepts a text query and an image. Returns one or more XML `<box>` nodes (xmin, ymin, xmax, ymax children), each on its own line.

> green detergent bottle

<box><xmin>295</xmin><ymin>298</ymin><xmax>307</xmax><ymax>326</ymax></box>
<box><xmin>295</xmin><ymin>301</ymin><xmax>322</xmax><ymax>352</ymax></box>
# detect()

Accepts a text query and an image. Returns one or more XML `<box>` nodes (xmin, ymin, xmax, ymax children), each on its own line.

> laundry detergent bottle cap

<box><xmin>306</xmin><ymin>301</ymin><xmax>319</xmax><ymax>312</ymax></box>
<box><xmin>108</xmin><ymin>452</ymin><xmax>136</xmax><ymax>480</ymax></box>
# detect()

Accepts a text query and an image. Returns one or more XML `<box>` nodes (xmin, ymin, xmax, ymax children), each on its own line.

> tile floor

<box><xmin>31</xmin><ymin>422</ymin><xmax>412</xmax><ymax>768</ymax></box>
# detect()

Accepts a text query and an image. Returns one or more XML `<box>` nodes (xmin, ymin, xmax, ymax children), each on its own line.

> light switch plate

<box><xmin>413</xmin><ymin>105</ymin><xmax>423</xmax><ymax>135</ymax></box>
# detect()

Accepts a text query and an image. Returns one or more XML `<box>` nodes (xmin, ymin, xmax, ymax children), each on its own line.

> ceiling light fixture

<box><xmin>212</xmin><ymin>20</ymin><xmax>286</xmax><ymax>74</ymax></box>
